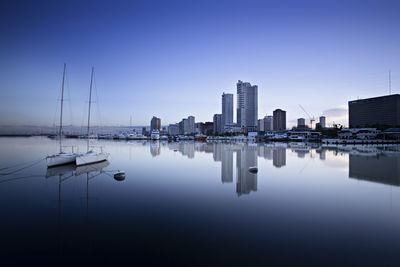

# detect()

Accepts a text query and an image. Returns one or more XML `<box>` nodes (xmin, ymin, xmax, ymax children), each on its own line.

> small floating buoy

<box><xmin>114</xmin><ymin>171</ymin><xmax>126</xmax><ymax>181</ymax></box>
<box><xmin>248</xmin><ymin>166</ymin><xmax>258</xmax><ymax>173</ymax></box>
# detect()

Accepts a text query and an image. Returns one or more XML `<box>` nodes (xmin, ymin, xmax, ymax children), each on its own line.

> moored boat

<box><xmin>46</xmin><ymin>63</ymin><xmax>77</xmax><ymax>167</ymax></box>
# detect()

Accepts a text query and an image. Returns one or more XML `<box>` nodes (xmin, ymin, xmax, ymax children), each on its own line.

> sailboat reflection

<box><xmin>45</xmin><ymin>163</ymin><xmax>76</xmax><ymax>256</ymax></box>
<box><xmin>45</xmin><ymin>160</ymin><xmax>111</xmax><ymax>255</ymax></box>
<box><xmin>75</xmin><ymin>160</ymin><xmax>110</xmax><ymax>176</ymax></box>
<box><xmin>45</xmin><ymin>163</ymin><xmax>76</xmax><ymax>178</ymax></box>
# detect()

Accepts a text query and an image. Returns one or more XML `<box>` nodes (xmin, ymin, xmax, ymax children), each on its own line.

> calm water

<box><xmin>1</xmin><ymin>137</ymin><xmax>400</xmax><ymax>266</ymax></box>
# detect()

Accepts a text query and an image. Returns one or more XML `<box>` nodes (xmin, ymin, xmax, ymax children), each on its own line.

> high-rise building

<box><xmin>237</xmin><ymin>80</ymin><xmax>258</xmax><ymax>132</ymax></box>
<box><xmin>213</xmin><ymin>114</ymin><xmax>223</xmax><ymax>135</ymax></box>
<box><xmin>150</xmin><ymin>116</ymin><xmax>161</xmax><ymax>131</ymax></box>
<box><xmin>319</xmin><ymin>116</ymin><xmax>326</xmax><ymax>128</ymax></box>
<box><xmin>199</xmin><ymin>122</ymin><xmax>214</xmax><ymax>135</ymax></box>
<box><xmin>349</xmin><ymin>94</ymin><xmax>400</xmax><ymax>128</ymax></box>
<box><xmin>264</xmin><ymin>115</ymin><xmax>273</xmax><ymax>131</ymax></box>
<box><xmin>297</xmin><ymin>118</ymin><xmax>305</xmax><ymax>128</ymax></box>
<box><xmin>258</xmin><ymin>119</ymin><xmax>265</xmax><ymax>132</ymax></box>
<box><xmin>188</xmin><ymin>116</ymin><xmax>195</xmax><ymax>134</ymax></box>
<box><xmin>168</xmin><ymin>123</ymin><xmax>179</xmax><ymax>136</ymax></box>
<box><xmin>222</xmin><ymin>93</ymin><xmax>234</xmax><ymax>127</ymax></box>
<box><xmin>273</xmin><ymin>109</ymin><xmax>286</xmax><ymax>131</ymax></box>
<box><xmin>178</xmin><ymin>116</ymin><xmax>195</xmax><ymax>134</ymax></box>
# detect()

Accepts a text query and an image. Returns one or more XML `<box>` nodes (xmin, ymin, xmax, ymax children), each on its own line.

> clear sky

<box><xmin>1</xmin><ymin>0</ymin><xmax>399</xmax><ymax>128</ymax></box>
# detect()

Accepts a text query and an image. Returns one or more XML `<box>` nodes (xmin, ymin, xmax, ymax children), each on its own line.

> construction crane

<box><xmin>299</xmin><ymin>104</ymin><xmax>315</xmax><ymax>129</ymax></box>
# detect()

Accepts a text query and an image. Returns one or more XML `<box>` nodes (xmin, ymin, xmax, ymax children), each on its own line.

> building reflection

<box><xmin>221</xmin><ymin>148</ymin><xmax>233</xmax><ymax>183</ymax></box>
<box><xmin>273</xmin><ymin>147</ymin><xmax>286</xmax><ymax>168</ymax></box>
<box><xmin>168</xmin><ymin>142</ymin><xmax>195</xmax><ymax>158</ymax></box>
<box><xmin>150</xmin><ymin>142</ymin><xmax>161</xmax><ymax>157</ymax></box>
<box><xmin>169</xmin><ymin>142</ymin><xmax>400</xmax><ymax>191</ymax></box>
<box><xmin>349</xmin><ymin>154</ymin><xmax>400</xmax><ymax>186</ymax></box>
<box><xmin>236</xmin><ymin>145</ymin><xmax>257</xmax><ymax>196</ymax></box>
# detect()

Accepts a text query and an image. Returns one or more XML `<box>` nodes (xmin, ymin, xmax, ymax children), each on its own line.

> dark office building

<box><xmin>348</xmin><ymin>94</ymin><xmax>400</xmax><ymax>128</ymax></box>
<box><xmin>273</xmin><ymin>109</ymin><xmax>286</xmax><ymax>131</ymax></box>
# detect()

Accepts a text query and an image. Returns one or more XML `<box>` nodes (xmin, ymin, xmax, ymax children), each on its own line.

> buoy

<box><xmin>248</xmin><ymin>166</ymin><xmax>258</xmax><ymax>173</ymax></box>
<box><xmin>114</xmin><ymin>171</ymin><xmax>126</xmax><ymax>181</ymax></box>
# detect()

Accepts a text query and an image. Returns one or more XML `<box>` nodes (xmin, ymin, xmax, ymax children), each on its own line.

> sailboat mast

<box><xmin>59</xmin><ymin>63</ymin><xmax>66</xmax><ymax>153</ymax></box>
<box><xmin>87</xmin><ymin>67</ymin><xmax>94</xmax><ymax>151</ymax></box>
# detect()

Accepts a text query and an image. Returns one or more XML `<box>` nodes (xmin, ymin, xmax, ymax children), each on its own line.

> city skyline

<box><xmin>1</xmin><ymin>0</ymin><xmax>400</xmax><ymax>128</ymax></box>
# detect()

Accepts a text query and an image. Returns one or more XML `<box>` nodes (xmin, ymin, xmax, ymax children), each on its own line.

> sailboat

<box><xmin>46</xmin><ymin>63</ymin><xmax>77</xmax><ymax>167</ymax></box>
<box><xmin>76</xmin><ymin>67</ymin><xmax>109</xmax><ymax>166</ymax></box>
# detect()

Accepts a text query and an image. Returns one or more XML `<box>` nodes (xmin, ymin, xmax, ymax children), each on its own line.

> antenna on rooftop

<box><xmin>389</xmin><ymin>70</ymin><xmax>392</xmax><ymax>95</ymax></box>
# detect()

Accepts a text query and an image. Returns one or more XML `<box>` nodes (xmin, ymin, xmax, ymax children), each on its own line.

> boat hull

<box><xmin>46</xmin><ymin>153</ymin><xmax>77</xmax><ymax>168</ymax></box>
<box><xmin>76</xmin><ymin>152</ymin><xmax>109</xmax><ymax>166</ymax></box>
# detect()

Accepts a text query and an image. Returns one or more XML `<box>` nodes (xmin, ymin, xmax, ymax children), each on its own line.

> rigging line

<box><xmin>66</xmin><ymin>65</ymin><xmax>74</xmax><ymax>128</ymax></box>
<box><xmin>0</xmin><ymin>158</ymin><xmax>45</xmax><ymax>177</ymax></box>
<box><xmin>93</xmin><ymin>71</ymin><xmax>103</xmax><ymax>128</ymax></box>
<box><xmin>0</xmin><ymin>157</ymin><xmax>47</xmax><ymax>171</ymax></box>
<box><xmin>0</xmin><ymin>175</ymin><xmax>44</xmax><ymax>184</ymax></box>
<box><xmin>52</xmin><ymin>76</ymin><xmax>63</xmax><ymax>132</ymax></box>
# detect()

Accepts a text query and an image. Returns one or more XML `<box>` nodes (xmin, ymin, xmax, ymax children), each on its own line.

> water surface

<box><xmin>1</xmin><ymin>137</ymin><xmax>400</xmax><ymax>266</ymax></box>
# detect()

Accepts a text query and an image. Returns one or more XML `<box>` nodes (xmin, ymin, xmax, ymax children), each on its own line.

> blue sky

<box><xmin>1</xmin><ymin>0</ymin><xmax>399</xmax><ymax>127</ymax></box>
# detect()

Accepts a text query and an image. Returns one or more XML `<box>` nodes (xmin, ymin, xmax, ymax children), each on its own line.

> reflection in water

<box><xmin>349</xmin><ymin>154</ymin><xmax>400</xmax><ymax>186</ymax></box>
<box><xmin>169</xmin><ymin>142</ymin><xmax>195</xmax><ymax>158</ymax></box>
<box><xmin>167</xmin><ymin>142</ymin><xmax>400</xmax><ymax>191</ymax></box>
<box><xmin>273</xmin><ymin>147</ymin><xmax>286</xmax><ymax>168</ymax></box>
<box><xmin>150</xmin><ymin>142</ymin><xmax>161</xmax><ymax>157</ymax></box>
<box><xmin>45</xmin><ymin>160</ymin><xmax>110</xmax><ymax>259</ymax></box>
<box><xmin>236</xmin><ymin>145</ymin><xmax>257</xmax><ymax>196</ymax></box>
<box><xmin>4</xmin><ymin>137</ymin><xmax>400</xmax><ymax>266</ymax></box>
<box><xmin>75</xmin><ymin>160</ymin><xmax>110</xmax><ymax>175</ymax></box>
<box><xmin>318</xmin><ymin>149</ymin><xmax>326</xmax><ymax>160</ymax></box>
<box><xmin>221</xmin><ymin>149</ymin><xmax>233</xmax><ymax>183</ymax></box>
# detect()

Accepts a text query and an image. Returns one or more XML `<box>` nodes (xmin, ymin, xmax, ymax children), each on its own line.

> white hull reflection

<box><xmin>76</xmin><ymin>151</ymin><xmax>109</xmax><ymax>166</ymax></box>
<box><xmin>45</xmin><ymin>163</ymin><xmax>76</xmax><ymax>178</ymax></box>
<box><xmin>75</xmin><ymin>160</ymin><xmax>110</xmax><ymax>175</ymax></box>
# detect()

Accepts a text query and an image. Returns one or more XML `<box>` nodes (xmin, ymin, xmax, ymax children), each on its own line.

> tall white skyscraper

<box><xmin>237</xmin><ymin>80</ymin><xmax>258</xmax><ymax>132</ymax></box>
<box><xmin>222</xmin><ymin>93</ymin><xmax>233</xmax><ymax>127</ymax></box>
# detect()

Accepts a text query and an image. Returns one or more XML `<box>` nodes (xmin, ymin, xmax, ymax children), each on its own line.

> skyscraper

<box><xmin>237</xmin><ymin>80</ymin><xmax>258</xmax><ymax>132</ymax></box>
<box><xmin>258</xmin><ymin>119</ymin><xmax>265</xmax><ymax>132</ymax></box>
<box><xmin>297</xmin><ymin>118</ymin><xmax>306</xmax><ymax>128</ymax></box>
<box><xmin>319</xmin><ymin>116</ymin><xmax>326</xmax><ymax>128</ymax></box>
<box><xmin>273</xmin><ymin>109</ymin><xmax>286</xmax><ymax>131</ymax></box>
<box><xmin>188</xmin><ymin>116</ymin><xmax>195</xmax><ymax>134</ymax></box>
<box><xmin>213</xmin><ymin>114</ymin><xmax>223</xmax><ymax>135</ymax></box>
<box><xmin>264</xmin><ymin>115</ymin><xmax>273</xmax><ymax>131</ymax></box>
<box><xmin>349</xmin><ymin>94</ymin><xmax>400</xmax><ymax>128</ymax></box>
<box><xmin>222</xmin><ymin>93</ymin><xmax>234</xmax><ymax>127</ymax></box>
<box><xmin>150</xmin><ymin>116</ymin><xmax>161</xmax><ymax>131</ymax></box>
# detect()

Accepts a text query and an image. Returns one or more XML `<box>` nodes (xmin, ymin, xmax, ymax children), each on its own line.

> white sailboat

<box><xmin>76</xmin><ymin>67</ymin><xmax>109</xmax><ymax>166</ymax></box>
<box><xmin>46</xmin><ymin>63</ymin><xmax>77</xmax><ymax>168</ymax></box>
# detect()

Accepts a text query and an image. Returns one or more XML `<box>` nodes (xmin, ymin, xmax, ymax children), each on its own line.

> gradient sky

<box><xmin>1</xmin><ymin>0</ymin><xmax>400</xmax><ymax>128</ymax></box>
